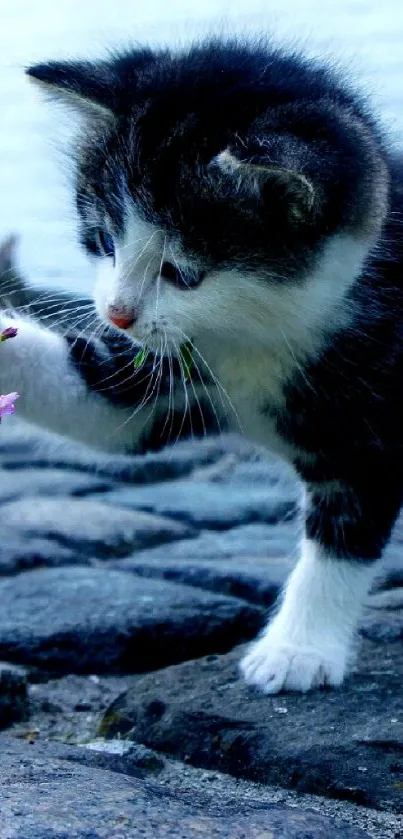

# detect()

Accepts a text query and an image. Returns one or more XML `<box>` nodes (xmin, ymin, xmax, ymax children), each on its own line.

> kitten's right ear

<box><xmin>26</xmin><ymin>61</ymin><xmax>117</xmax><ymax>119</ymax></box>
<box><xmin>26</xmin><ymin>51</ymin><xmax>157</xmax><ymax>119</ymax></box>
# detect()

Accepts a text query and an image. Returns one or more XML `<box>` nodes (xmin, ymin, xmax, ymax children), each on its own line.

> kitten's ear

<box><xmin>26</xmin><ymin>51</ymin><xmax>156</xmax><ymax>119</ymax></box>
<box><xmin>26</xmin><ymin>61</ymin><xmax>117</xmax><ymax>119</ymax></box>
<box><xmin>212</xmin><ymin>150</ymin><xmax>315</xmax><ymax>223</ymax></box>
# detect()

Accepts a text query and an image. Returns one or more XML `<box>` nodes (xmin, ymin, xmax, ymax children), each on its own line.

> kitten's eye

<box><xmin>161</xmin><ymin>261</ymin><xmax>180</xmax><ymax>284</ymax></box>
<box><xmin>161</xmin><ymin>261</ymin><xmax>205</xmax><ymax>289</ymax></box>
<box><xmin>96</xmin><ymin>230</ymin><xmax>115</xmax><ymax>260</ymax></box>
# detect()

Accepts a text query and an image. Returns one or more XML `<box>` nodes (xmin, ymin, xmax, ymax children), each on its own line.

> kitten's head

<box><xmin>27</xmin><ymin>40</ymin><xmax>388</xmax><ymax>353</ymax></box>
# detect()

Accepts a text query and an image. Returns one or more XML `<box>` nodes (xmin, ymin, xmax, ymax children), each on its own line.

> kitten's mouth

<box><xmin>133</xmin><ymin>331</ymin><xmax>194</xmax><ymax>367</ymax></box>
<box><xmin>131</xmin><ymin>324</ymin><xmax>186</xmax><ymax>357</ymax></box>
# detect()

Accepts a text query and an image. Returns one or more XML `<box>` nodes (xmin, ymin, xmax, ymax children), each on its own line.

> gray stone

<box><xmin>374</xmin><ymin>514</ymin><xmax>403</xmax><ymax>590</ymax></box>
<box><xmin>0</xmin><ymin>737</ymin><xmax>369</xmax><ymax>838</ymax></box>
<box><xmin>19</xmin><ymin>672</ymin><xmax>136</xmax><ymax>745</ymax></box>
<box><xmin>102</xmin><ymin>479</ymin><xmax>298</xmax><ymax>529</ymax></box>
<box><xmin>367</xmin><ymin>588</ymin><xmax>403</xmax><ymax>610</ymax></box>
<box><xmin>0</xmin><ymin>566</ymin><xmax>262</xmax><ymax>675</ymax></box>
<box><xmin>114</xmin><ymin>524</ymin><xmax>399</xmax><ymax>609</ymax></box>
<box><xmin>121</xmin><ymin>521</ymin><xmax>298</xmax><ymax>561</ymax></box>
<box><xmin>209</xmin><ymin>456</ymin><xmax>299</xmax><ymax>488</ymax></box>
<box><xmin>360</xmin><ymin>610</ymin><xmax>403</xmax><ymax>642</ymax></box>
<box><xmin>0</xmin><ymin>497</ymin><xmax>196</xmax><ymax>558</ymax></box>
<box><xmin>115</xmin><ymin>552</ymin><xmax>293</xmax><ymax>607</ymax></box>
<box><xmin>0</xmin><ymin>468</ymin><xmax>114</xmax><ymax>504</ymax></box>
<box><xmin>360</xmin><ymin>591</ymin><xmax>403</xmax><ymax>640</ymax></box>
<box><xmin>100</xmin><ymin>640</ymin><xmax>403</xmax><ymax>813</ymax></box>
<box><xmin>114</xmin><ymin>521</ymin><xmax>296</xmax><ymax>605</ymax></box>
<box><xmin>0</xmin><ymin>425</ymin><xmax>259</xmax><ymax>484</ymax></box>
<box><xmin>77</xmin><ymin>738</ymin><xmax>165</xmax><ymax>776</ymax></box>
<box><xmin>0</xmin><ymin>662</ymin><xmax>29</xmax><ymax>729</ymax></box>
<box><xmin>0</xmin><ymin>535</ymin><xmax>81</xmax><ymax>575</ymax></box>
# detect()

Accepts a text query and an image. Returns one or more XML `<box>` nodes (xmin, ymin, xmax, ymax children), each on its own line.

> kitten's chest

<box><xmin>209</xmin><ymin>348</ymin><xmax>297</xmax><ymax>459</ymax></box>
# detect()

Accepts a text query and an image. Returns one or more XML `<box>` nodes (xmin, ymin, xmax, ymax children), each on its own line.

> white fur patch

<box><xmin>94</xmin><ymin>200</ymin><xmax>371</xmax><ymax>450</ymax></box>
<box><xmin>240</xmin><ymin>538</ymin><xmax>377</xmax><ymax>693</ymax></box>
<box><xmin>94</xmin><ymin>211</ymin><xmax>163</xmax><ymax>329</ymax></box>
<box><xmin>0</xmin><ymin>313</ymin><xmax>164</xmax><ymax>452</ymax></box>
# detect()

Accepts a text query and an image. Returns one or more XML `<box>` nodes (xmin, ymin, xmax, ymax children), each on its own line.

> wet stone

<box><xmin>0</xmin><ymin>533</ymin><xmax>82</xmax><ymax>575</ymax></box>
<box><xmin>0</xmin><ymin>425</ymin><xmax>259</xmax><ymax>483</ymax></box>
<box><xmin>0</xmin><ymin>662</ymin><xmax>29</xmax><ymax>729</ymax></box>
<box><xmin>100</xmin><ymin>639</ymin><xmax>403</xmax><ymax>813</ymax></box>
<box><xmin>102</xmin><ymin>479</ymin><xmax>298</xmax><ymax>529</ymax></box>
<box><xmin>0</xmin><ymin>467</ymin><xmax>115</xmax><ymax>504</ymax></box>
<box><xmin>0</xmin><ymin>566</ymin><xmax>263</xmax><ymax>675</ymax></box>
<box><xmin>0</xmin><ymin>497</ymin><xmax>196</xmax><ymax>558</ymax></box>
<box><xmin>115</xmin><ymin>552</ymin><xmax>293</xmax><ymax>607</ymax></box>
<box><xmin>77</xmin><ymin>738</ymin><xmax>166</xmax><ymax>776</ymax></box>
<box><xmin>0</xmin><ymin>737</ymin><xmax>369</xmax><ymax>839</ymax></box>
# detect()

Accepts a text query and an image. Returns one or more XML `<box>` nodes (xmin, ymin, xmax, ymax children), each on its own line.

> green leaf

<box><xmin>133</xmin><ymin>346</ymin><xmax>147</xmax><ymax>369</ymax></box>
<box><xmin>180</xmin><ymin>342</ymin><xmax>193</xmax><ymax>381</ymax></box>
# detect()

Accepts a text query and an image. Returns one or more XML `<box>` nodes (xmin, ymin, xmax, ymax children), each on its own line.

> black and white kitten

<box><xmin>1</xmin><ymin>38</ymin><xmax>401</xmax><ymax>693</ymax></box>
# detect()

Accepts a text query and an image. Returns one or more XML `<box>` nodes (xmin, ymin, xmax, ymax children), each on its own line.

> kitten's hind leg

<box><xmin>240</xmin><ymin>476</ymin><xmax>400</xmax><ymax>693</ymax></box>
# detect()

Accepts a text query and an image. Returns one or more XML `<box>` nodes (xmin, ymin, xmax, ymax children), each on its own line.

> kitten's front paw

<box><xmin>240</xmin><ymin>628</ymin><xmax>349</xmax><ymax>694</ymax></box>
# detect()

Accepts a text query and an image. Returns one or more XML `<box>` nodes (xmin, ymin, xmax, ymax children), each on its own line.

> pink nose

<box><xmin>107</xmin><ymin>306</ymin><xmax>136</xmax><ymax>330</ymax></box>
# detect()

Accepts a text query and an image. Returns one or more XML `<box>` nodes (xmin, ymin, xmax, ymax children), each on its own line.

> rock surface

<box><xmin>0</xmin><ymin>533</ymin><xmax>82</xmax><ymax>575</ymax></box>
<box><xmin>0</xmin><ymin>426</ymin><xmax>402</xmax><ymax>837</ymax></box>
<box><xmin>0</xmin><ymin>737</ymin><xmax>370</xmax><ymax>839</ymax></box>
<box><xmin>0</xmin><ymin>467</ymin><xmax>114</xmax><ymax>503</ymax></box>
<box><xmin>0</xmin><ymin>565</ymin><xmax>262</xmax><ymax>675</ymax></box>
<box><xmin>0</xmin><ymin>496</ymin><xmax>196</xmax><ymax>557</ymax></box>
<box><xmin>103</xmin><ymin>478</ymin><xmax>298</xmax><ymax>528</ymax></box>
<box><xmin>100</xmin><ymin>640</ymin><xmax>403</xmax><ymax>813</ymax></box>
<box><xmin>0</xmin><ymin>662</ymin><xmax>29</xmax><ymax>729</ymax></box>
<box><xmin>114</xmin><ymin>550</ymin><xmax>293</xmax><ymax>606</ymax></box>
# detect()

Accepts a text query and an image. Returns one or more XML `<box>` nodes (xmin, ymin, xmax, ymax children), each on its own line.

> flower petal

<box><xmin>0</xmin><ymin>326</ymin><xmax>18</xmax><ymax>342</ymax></box>
<box><xmin>0</xmin><ymin>392</ymin><xmax>19</xmax><ymax>417</ymax></box>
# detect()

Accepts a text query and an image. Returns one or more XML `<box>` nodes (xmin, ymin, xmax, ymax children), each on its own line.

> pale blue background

<box><xmin>1</xmin><ymin>0</ymin><xmax>402</xmax><ymax>292</ymax></box>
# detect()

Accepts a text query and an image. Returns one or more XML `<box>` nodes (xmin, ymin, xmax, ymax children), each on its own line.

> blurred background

<box><xmin>1</xmin><ymin>0</ymin><xmax>403</xmax><ymax>295</ymax></box>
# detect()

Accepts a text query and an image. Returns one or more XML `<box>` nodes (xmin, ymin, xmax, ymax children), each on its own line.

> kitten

<box><xmin>0</xmin><ymin>38</ymin><xmax>401</xmax><ymax>693</ymax></box>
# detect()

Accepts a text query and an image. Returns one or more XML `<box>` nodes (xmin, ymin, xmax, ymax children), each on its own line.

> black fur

<box><xmin>28</xmin><ymin>40</ymin><xmax>386</xmax><ymax>279</ymax></box>
<box><xmin>66</xmin><ymin>331</ymin><xmax>222</xmax><ymax>451</ymax></box>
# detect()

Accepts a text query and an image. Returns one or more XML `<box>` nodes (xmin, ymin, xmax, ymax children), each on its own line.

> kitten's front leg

<box><xmin>0</xmin><ymin>310</ymin><xmax>221</xmax><ymax>451</ymax></box>
<box><xmin>240</xmin><ymin>476</ymin><xmax>400</xmax><ymax>693</ymax></box>
<box><xmin>0</xmin><ymin>312</ymin><xmax>165</xmax><ymax>452</ymax></box>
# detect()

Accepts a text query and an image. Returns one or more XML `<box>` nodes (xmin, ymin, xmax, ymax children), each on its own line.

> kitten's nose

<box><xmin>107</xmin><ymin>306</ymin><xmax>137</xmax><ymax>330</ymax></box>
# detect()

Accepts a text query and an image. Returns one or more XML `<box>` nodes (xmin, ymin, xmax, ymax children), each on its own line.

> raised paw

<box><xmin>240</xmin><ymin>632</ymin><xmax>349</xmax><ymax>694</ymax></box>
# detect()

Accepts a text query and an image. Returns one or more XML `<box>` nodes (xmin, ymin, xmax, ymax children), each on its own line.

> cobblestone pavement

<box><xmin>0</xmin><ymin>424</ymin><xmax>401</xmax><ymax>837</ymax></box>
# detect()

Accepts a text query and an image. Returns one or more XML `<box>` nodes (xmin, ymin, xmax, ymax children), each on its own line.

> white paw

<box><xmin>240</xmin><ymin>630</ymin><xmax>349</xmax><ymax>694</ymax></box>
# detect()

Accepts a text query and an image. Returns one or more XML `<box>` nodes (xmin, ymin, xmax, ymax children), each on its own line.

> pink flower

<box><xmin>0</xmin><ymin>392</ymin><xmax>19</xmax><ymax>418</ymax></box>
<box><xmin>0</xmin><ymin>326</ymin><xmax>18</xmax><ymax>342</ymax></box>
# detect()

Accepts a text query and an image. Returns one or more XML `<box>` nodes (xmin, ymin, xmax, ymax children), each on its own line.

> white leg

<box><xmin>240</xmin><ymin>538</ymin><xmax>377</xmax><ymax>693</ymax></box>
<box><xmin>0</xmin><ymin>314</ymin><xmax>158</xmax><ymax>452</ymax></box>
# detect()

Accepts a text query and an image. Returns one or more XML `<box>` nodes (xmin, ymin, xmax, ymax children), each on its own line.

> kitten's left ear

<box><xmin>26</xmin><ymin>51</ymin><xmax>156</xmax><ymax>119</ymax></box>
<box><xmin>212</xmin><ymin>150</ymin><xmax>315</xmax><ymax>223</ymax></box>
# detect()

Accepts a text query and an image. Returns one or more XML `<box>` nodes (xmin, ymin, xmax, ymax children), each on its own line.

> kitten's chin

<box><xmin>127</xmin><ymin>328</ymin><xmax>177</xmax><ymax>356</ymax></box>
